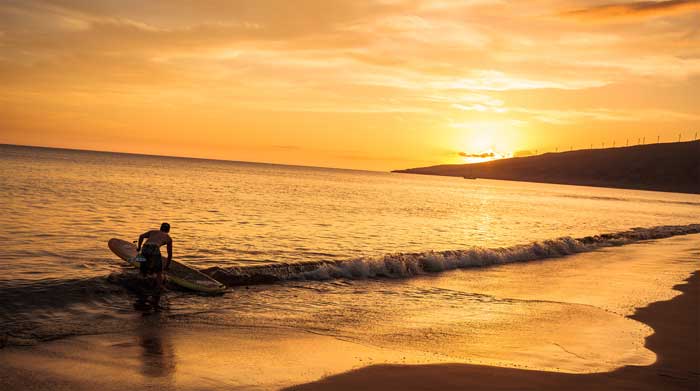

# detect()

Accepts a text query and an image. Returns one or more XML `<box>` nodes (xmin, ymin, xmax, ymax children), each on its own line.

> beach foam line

<box><xmin>205</xmin><ymin>224</ymin><xmax>700</xmax><ymax>286</ymax></box>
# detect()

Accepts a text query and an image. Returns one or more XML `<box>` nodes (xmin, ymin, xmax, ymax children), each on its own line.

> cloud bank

<box><xmin>564</xmin><ymin>0</ymin><xmax>700</xmax><ymax>21</ymax></box>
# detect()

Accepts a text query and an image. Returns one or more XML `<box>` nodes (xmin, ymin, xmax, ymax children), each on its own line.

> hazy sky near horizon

<box><xmin>1</xmin><ymin>0</ymin><xmax>699</xmax><ymax>170</ymax></box>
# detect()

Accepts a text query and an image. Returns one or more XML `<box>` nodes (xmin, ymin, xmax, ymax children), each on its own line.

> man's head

<box><xmin>160</xmin><ymin>222</ymin><xmax>171</xmax><ymax>233</ymax></box>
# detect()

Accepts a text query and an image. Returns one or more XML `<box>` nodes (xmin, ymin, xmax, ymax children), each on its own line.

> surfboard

<box><xmin>108</xmin><ymin>238</ymin><xmax>227</xmax><ymax>294</ymax></box>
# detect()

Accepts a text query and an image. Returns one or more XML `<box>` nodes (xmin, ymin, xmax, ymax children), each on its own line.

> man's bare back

<box><xmin>143</xmin><ymin>230</ymin><xmax>171</xmax><ymax>248</ymax></box>
<box><xmin>137</xmin><ymin>222</ymin><xmax>172</xmax><ymax>261</ymax></box>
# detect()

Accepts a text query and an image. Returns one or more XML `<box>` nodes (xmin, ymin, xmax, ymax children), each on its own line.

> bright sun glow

<box><xmin>454</xmin><ymin>121</ymin><xmax>518</xmax><ymax>164</ymax></box>
<box><xmin>471</xmin><ymin>133</ymin><xmax>494</xmax><ymax>152</ymax></box>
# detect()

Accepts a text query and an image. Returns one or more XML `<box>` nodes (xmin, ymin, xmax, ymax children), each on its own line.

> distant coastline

<box><xmin>393</xmin><ymin>141</ymin><xmax>700</xmax><ymax>194</ymax></box>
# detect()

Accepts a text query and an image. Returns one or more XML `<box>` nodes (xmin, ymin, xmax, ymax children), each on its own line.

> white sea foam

<box><xmin>208</xmin><ymin>224</ymin><xmax>700</xmax><ymax>285</ymax></box>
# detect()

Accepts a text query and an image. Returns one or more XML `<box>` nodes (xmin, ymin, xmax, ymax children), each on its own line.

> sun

<box><xmin>456</xmin><ymin>128</ymin><xmax>514</xmax><ymax>164</ymax></box>
<box><xmin>470</xmin><ymin>133</ymin><xmax>494</xmax><ymax>152</ymax></box>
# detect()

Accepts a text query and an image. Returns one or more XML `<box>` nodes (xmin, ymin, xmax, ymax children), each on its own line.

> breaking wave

<box><xmin>204</xmin><ymin>224</ymin><xmax>700</xmax><ymax>286</ymax></box>
<box><xmin>559</xmin><ymin>194</ymin><xmax>700</xmax><ymax>207</ymax></box>
<box><xmin>1</xmin><ymin>224</ymin><xmax>698</xmax><ymax>349</ymax></box>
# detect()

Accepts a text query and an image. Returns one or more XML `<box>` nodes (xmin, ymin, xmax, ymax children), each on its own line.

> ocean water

<box><xmin>1</xmin><ymin>144</ymin><xmax>699</xmax><ymax>377</ymax></box>
<box><xmin>1</xmin><ymin>144</ymin><xmax>698</xmax><ymax>284</ymax></box>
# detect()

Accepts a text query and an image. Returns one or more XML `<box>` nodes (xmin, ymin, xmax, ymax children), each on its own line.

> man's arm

<box><xmin>137</xmin><ymin>231</ymin><xmax>150</xmax><ymax>251</ymax></box>
<box><xmin>165</xmin><ymin>238</ymin><xmax>173</xmax><ymax>271</ymax></box>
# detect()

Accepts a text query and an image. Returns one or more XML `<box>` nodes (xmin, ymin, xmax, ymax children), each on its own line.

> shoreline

<box><xmin>394</xmin><ymin>174</ymin><xmax>700</xmax><ymax>196</ymax></box>
<box><xmin>286</xmin><ymin>271</ymin><xmax>700</xmax><ymax>391</ymax></box>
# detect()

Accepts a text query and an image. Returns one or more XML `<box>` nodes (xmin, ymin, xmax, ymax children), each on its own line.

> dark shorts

<box><xmin>140</xmin><ymin>244</ymin><xmax>163</xmax><ymax>275</ymax></box>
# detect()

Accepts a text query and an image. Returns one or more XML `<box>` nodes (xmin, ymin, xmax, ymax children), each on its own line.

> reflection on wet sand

<box><xmin>138</xmin><ymin>314</ymin><xmax>177</xmax><ymax>382</ymax></box>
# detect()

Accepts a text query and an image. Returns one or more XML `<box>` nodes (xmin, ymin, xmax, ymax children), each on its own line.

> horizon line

<box><xmin>0</xmin><ymin>142</ymin><xmax>387</xmax><ymax>174</ymax></box>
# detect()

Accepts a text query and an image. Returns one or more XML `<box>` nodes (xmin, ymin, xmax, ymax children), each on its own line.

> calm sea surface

<box><xmin>1</xmin><ymin>144</ymin><xmax>699</xmax><ymax>379</ymax></box>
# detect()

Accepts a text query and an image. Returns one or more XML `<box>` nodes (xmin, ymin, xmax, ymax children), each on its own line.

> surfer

<box><xmin>136</xmin><ymin>222</ymin><xmax>173</xmax><ymax>292</ymax></box>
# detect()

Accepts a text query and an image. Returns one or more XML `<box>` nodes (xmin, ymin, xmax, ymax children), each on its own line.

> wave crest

<box><xmin>205</xmin><ymin>224</ymin><xmax>700</xmax><ymax>285</ymax></box>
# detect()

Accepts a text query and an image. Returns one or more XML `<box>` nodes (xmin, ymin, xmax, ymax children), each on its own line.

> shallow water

<box><xmin>1</xmin><ymin>144</ymin><xmax>699</xmax><ymax>379</ymax></box>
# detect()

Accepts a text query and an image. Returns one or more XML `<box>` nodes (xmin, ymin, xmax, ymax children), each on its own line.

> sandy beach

<box><xmin>287</xmin><ymin>270</ymin><xmax>699</xmax><ymax>391</ymax></box>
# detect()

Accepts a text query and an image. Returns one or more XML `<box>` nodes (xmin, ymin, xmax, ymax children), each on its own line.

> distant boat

<box><xmin>463</xmin><ymin>176</ymin><xmax>477</xmax><ymax>179</ymax></box>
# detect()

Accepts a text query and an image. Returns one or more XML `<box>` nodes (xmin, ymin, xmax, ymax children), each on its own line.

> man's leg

<box><xmin>152</xmin><ymin>273</ymin><xmax>162</xmax><ymax>308</ymax></box>
<box><xmin>155</xmin><ymin>271</ymin><xmax>163</xmax><ymax>291</ymax></box>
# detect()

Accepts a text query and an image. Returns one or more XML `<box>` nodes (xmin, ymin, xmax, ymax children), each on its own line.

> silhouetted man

<box><xmin>137</xmin><ymin>222</ymin><xmax>173</xmax><ymax>292</ymax></box>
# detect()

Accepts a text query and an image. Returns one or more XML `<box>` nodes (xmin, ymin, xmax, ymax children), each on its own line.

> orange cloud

<box><xmin>564</xmin><ymin>0</ymin><xmax>700</xmax><ymax>22</ymax></box>
<box><xmin>459</xmin><ymin>151</ymin><xmax>495</xmax><ymax>159</ymax></box>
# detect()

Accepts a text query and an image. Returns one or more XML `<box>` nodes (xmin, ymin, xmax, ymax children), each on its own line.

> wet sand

<box><xmin>287</xmin><ymin>271</ymin><xmax>700</xmax><ymax>391</ymax></box>
<box><xmin>0</xmin><ymin>325</ymin><xmax>443</xmax><ymax>390</ymax></box>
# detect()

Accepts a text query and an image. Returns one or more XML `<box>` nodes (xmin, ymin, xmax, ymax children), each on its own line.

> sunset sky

<box><xmin>1</xmin><ymin>0</ymin><xmax>699</xmax><ymax>170</ymax></box>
